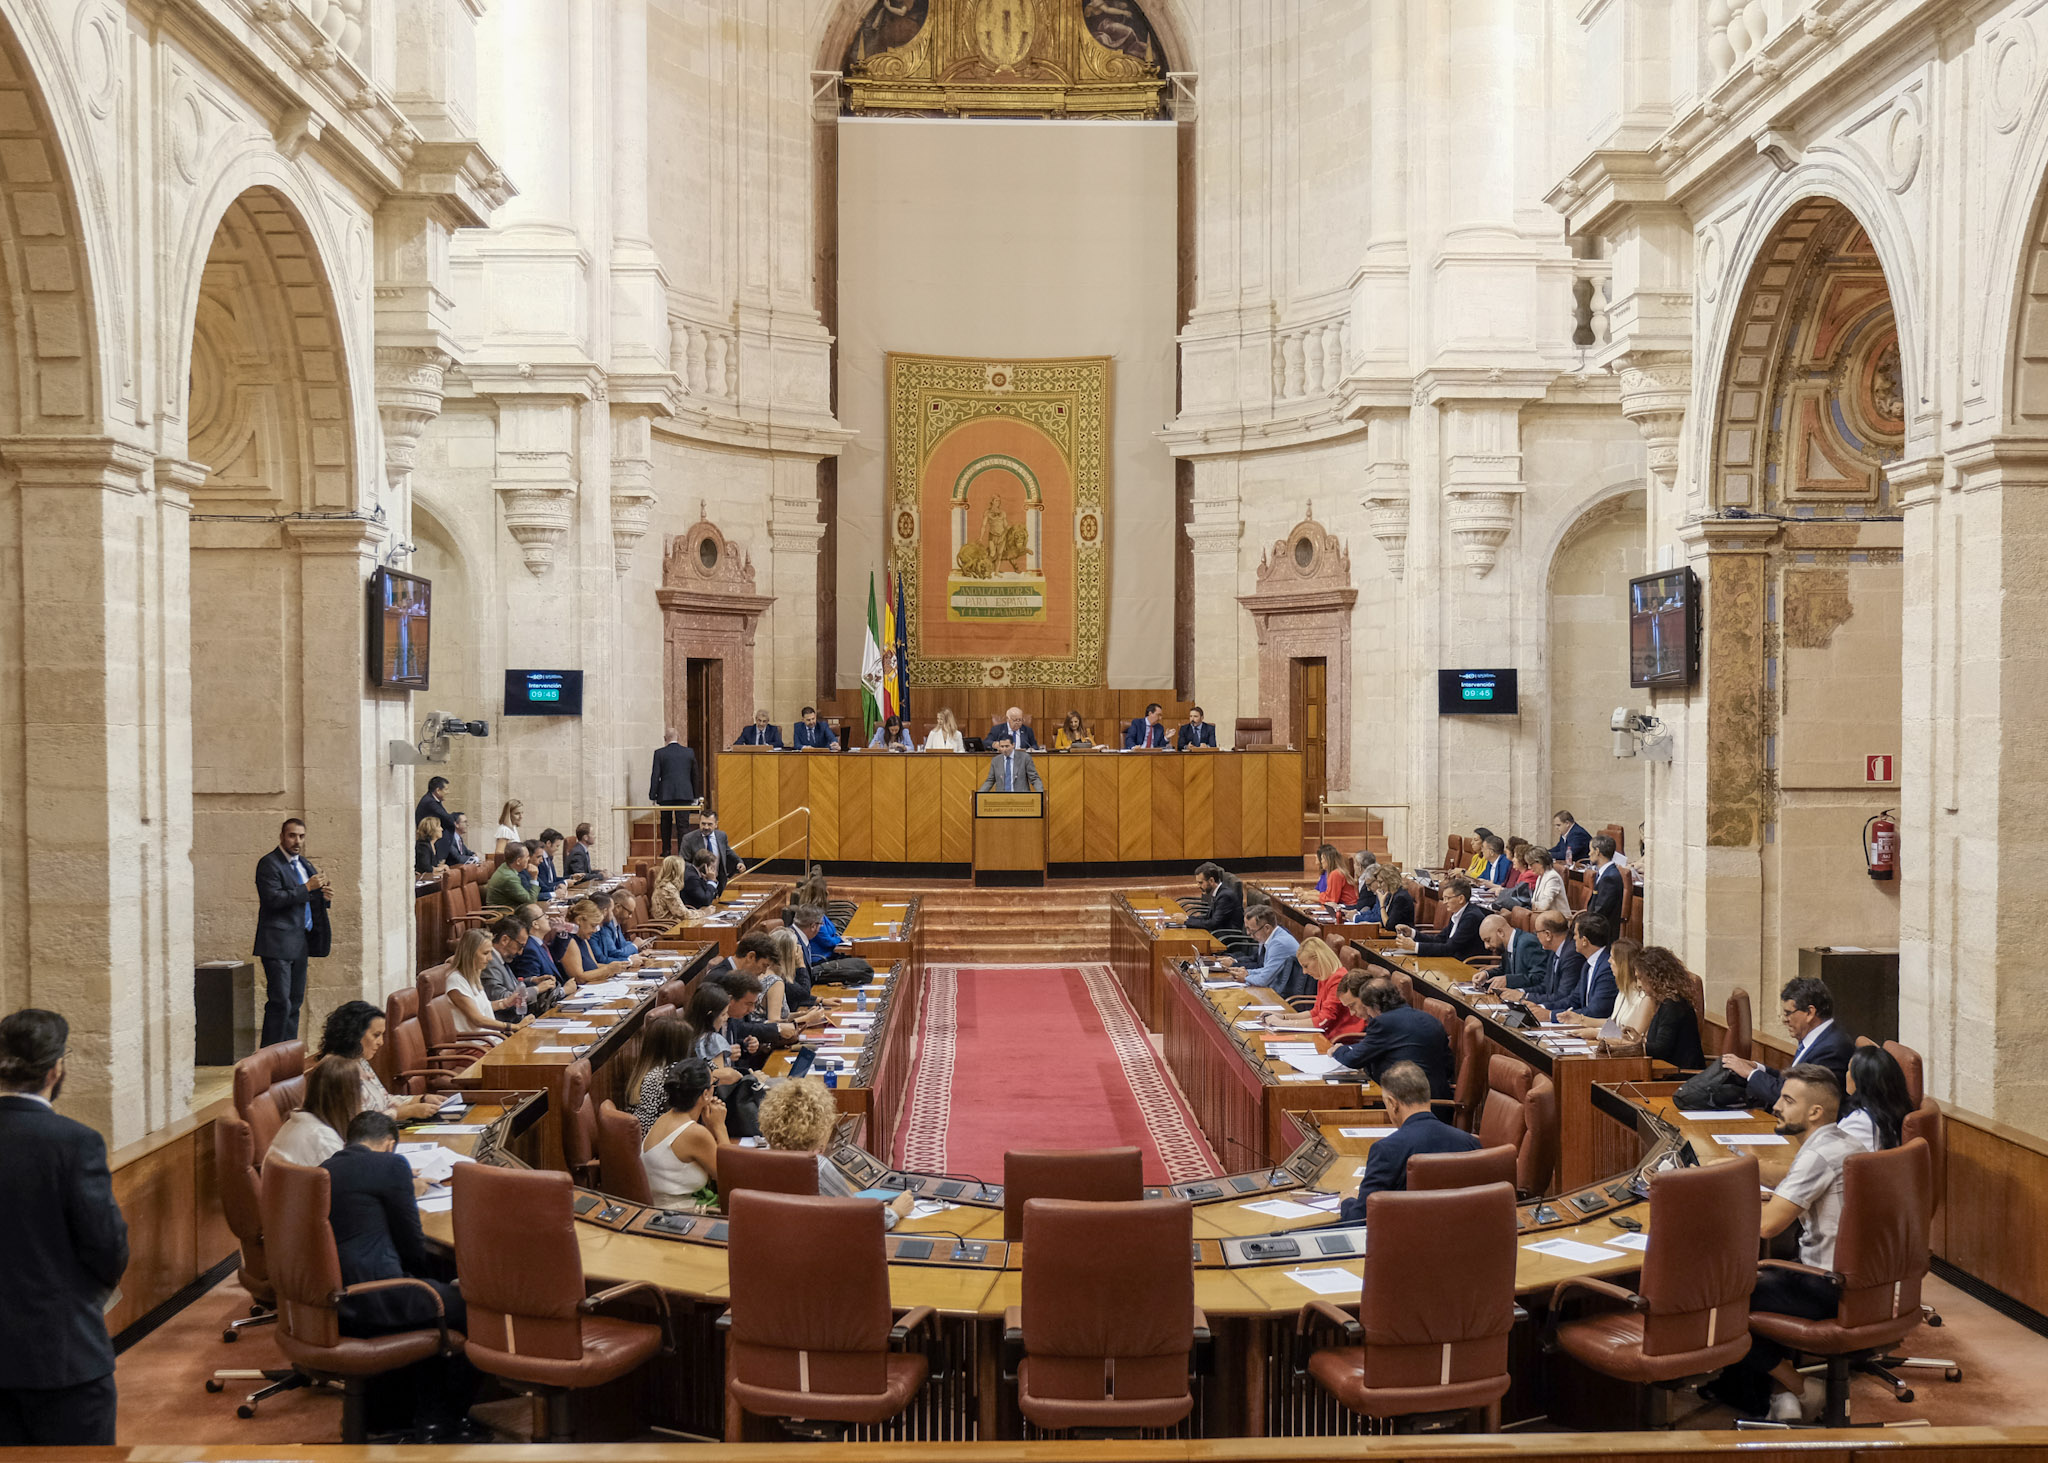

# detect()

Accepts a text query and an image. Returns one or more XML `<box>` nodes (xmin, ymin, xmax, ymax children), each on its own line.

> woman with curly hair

<box><xmin>1629</xmin><ymin>944</ymin><xmax>1705</xmax><ymax>1069</ymax></box>
<box><xmin>758</xmin><ymin>1078</ymin><xmax>912</xmax><ymax>1225</ymax></box>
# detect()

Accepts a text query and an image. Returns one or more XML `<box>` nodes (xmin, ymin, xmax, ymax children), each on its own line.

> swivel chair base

<box><xmin>206</xmin><ymin>1366</ymin><xmax>312</xmax><ymax>1417</ymax></box>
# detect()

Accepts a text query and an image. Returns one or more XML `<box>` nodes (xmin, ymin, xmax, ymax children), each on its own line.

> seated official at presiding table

<box><xmin>1124</xmin><ymin>702</ymin><xmax>1169</xmax><ymax>749</ymax></box>
<box><xmin>924</xmin><ymin>707</ymin><xmax>965</xmax><ymax>752</ymax></box>
<box><xmin>1337</xmin><ymin>1060</ymin><xmax>1481</xmax><ymax>1223</ymax></box>
<box><xmin>867</xmin><ymin>715</ymin><xmax>915</xmax><ymax>751</ymax></box>
<box><xmin>986</xmin><ymin>706</ymin><xmax>1038</xmax><ymax>749</ymax></box>
<box><xmin>734</xmin><ymin>710</ymin><xmax>784</xmax><ymax>747</ymax></box>
<box><xmin>1051</xmin><ymin>709</ymin><xmax>1094</xmax><ymax>749</ymax></box>
<box><xmin>791</xmin><ymin>706</ymin><xmax>839</xmax><ymax>751</ymax></box>
<box><xmin>1330</xmin><ymin>973</ymin><xmax>1453</xmax><ymax>1099</ymax></box>
<box><xmin>1176</xmin><ymin>706</ymin><xmax>1219</xmax><ymax>749</ymax></box>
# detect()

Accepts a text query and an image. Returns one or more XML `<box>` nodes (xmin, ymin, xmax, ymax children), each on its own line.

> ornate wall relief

<box><xmin>657</xmin><ymin>513</ymin><xmax>776</xmax><ymax>797</ymax></box>
<box><xmin>1238</xmin><ymin>509</ymin><xmax>1356</xmax><ymax>793</ymax></box>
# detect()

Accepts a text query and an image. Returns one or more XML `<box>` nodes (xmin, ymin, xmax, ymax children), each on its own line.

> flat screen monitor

<box><xmin>368</xmin><ymin>568</ymin><xmax>430</xmax><ymax>690</ymax></box>
<box><xmin>504</xmin><ymin>669</ymin><xmax>584</xmax><ymax>717</ymax></box>
<box><xmin>1437</xmin><ymin>668</ymin><xmax>1518</xmax><ymax>716</ymax></box>
<box><xmin>1629</xmin><ymin>567</ymin><xmax>1700</xmax><ymax>688</ymax></box>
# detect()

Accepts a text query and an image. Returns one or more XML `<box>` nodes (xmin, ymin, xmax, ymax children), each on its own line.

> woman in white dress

<box><xmin>642</xmin><ymin>1057</ymin><xmax>730</xmax><ymax>1205</ymax></box>
<box><xmin>265</xmin><ymin>1055</ymin><xmax>361</xmax><ymax>1168</ymax></box>
<box><xmin>924</xmin><ymin>707</ymin><xmax>965</xmax><ymax>752</ymax></box>
<box><xmin>445</xmin><ymin>929</ymin><xmax>522</xmax><ymax>1039</ymax></box>
<box><xmin>494</xmin><ymin>799</ymin><xmax>524</xmax><ymax>852</ymax></box>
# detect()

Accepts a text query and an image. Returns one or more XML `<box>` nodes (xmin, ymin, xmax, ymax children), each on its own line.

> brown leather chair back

<box><xmin>1683</xmin><ymin>970</ymin><xmax>1707</xmax><ymax>1033</ymax></box>
<box><xmin>1234</xmin><ymin>717</ymin><xmax>1274</xmax><ymax>748</ymax></box>
<box><xmin>452</xmin><ymin>1164</ymin><xmax>589</xmax><ymax>1361</ymax></box>
<box><xmin>1357</xmin><ymin>1183</ymin><xmax>1517</xmax><ymax>1407</ymax></box>
<box><xmin>1722</xmin><ymin>987</ymin><xmax>1752</xmax><ymax>1062</ymax></box>
<box><xmin>1391</xmin><ymin>971</ymin><xmax>1421</xmax><ymax>1011</ymax></box>
<box><xmin>1902</xmin><ymin>1098</ymin><xmax>1945</xmax><ymax>1221</ymax></box>
<box><xmin>1449</xmin><ymin>1017</ymin><xmax>1488</xmax><ymax>1132</ymax></box>
<box><xmin>1832</xmin><ymin>1139</ymin><xmax>1932</xmax><ymax>1338</ymax></box>
<box><xmin>658</xmin><ymin>978</ymin><xmax>689</xmax><ymax>1010</ymax></box>
<box><xmin>560</xmin><ymin>1058</ymin><xmax>598</xmax><ymax>1180</ymax></box>
<box><xmin>1018</xmin><ymin>1198</ymin><xmax>1196</xmax><ymax>1427</ymax></box>
<box><xmin>417</xmin><ymin>964</ymin><xmax>453</xmax><ymax>1002</ymax></box>
<box><xmin>1884</xmin><ymin>1040</ymin><xmax>1926</xmax><ymax>1108</ymax></box>
<box><xmin>262</xmin><ymin>1156</ymin><xmax>345</xmax><ymax>1351</ymax></box>
<box><xmin>373</xmin><ymin>987</ymin><xmax>418</xmax><ymax>1091</ymax></box>
<box><xmin>1637</xmin><ymin>1156</ymin><xmax>1758</xmax><ymax>1358</ymax></box>
<box><xmin>215</xmin><ymin>1111</ymin><xmax>271</xmax><ymax>1301</ymax></box>
<box><xmin>1505</xmin><ymin>906</ymin><xmax>1533</xmax><ymax>933</ymax></box>
<box><xmin>1406</xmin><ymin>1144</ymin><xmax>1517</xmax><ymax>1193</ymax></box>
<box><xmin>1601</xmin><ymin>823</ymin><xmax>1625</xmax><ymax>854</ymax></box>
<box><xmin>596</xmin><ymin>1101</ymin><xmax>654</xmax><ymax>1204</ymax></box>
<box><xmin>1421</xmin><ymin>998</ymin><xmax>1461</xmax><ymax>1061</ymax></box>
<box><xmin>718</xmin><ymin>1146</ymin><xmax>819</xmax><ymax>1211</ymax></box>
<box><xmin>729</xmin><ymin>1191</ymin><xmax>892</xmax><ymax>1398</ymax></box>
<box><xmin>233</xmin><ymin>1041</ymin><xmax>308</xmax><ymax>1157</ymax></box>
<box><xmin>381</xmin><ymin>1015</ymin><xmax>437</xmax><ymax>1096</ymax></box>
<box><xmin>1003</xmin><ymin>1148</ymin><xmax>1144</xmax><ymax>1241</ymax></box>
<box><xmin>1477</xmin><ymin>1055</ymin><xmax>1556</xmax><ymax>1197</ymax></box>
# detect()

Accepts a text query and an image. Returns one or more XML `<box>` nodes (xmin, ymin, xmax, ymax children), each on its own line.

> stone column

<box><xmin>2</xmin><ymin>439</ymin><xmax>191</xmax><ymax>1145</ymax></box>
<box><xmin>609</xmin><ymin>0</ymin><xmax>671</xmax><ymax>386</ymax></box>
<box><xmin>1187</xmin><ymin>461</ymin><xmax>1246</xmax><ymax>733</ymax></box>
<box><xmin>767</xmin><ymin>459</ymin><xmax>826</xmax><ymax>710</ymax></box>
<box><xmin>609</xmin><ymin>409</ymin><xmax>657</xmax><ymax>573</ymax></box>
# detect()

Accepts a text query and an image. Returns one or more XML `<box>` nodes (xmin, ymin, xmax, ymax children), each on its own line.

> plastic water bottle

<box><xmin>856</xmin><ymin>988</ymin><xmax>867</xmax><ymax>1012</ymax></box>
<box><xmin>822</xmin><ymin>1067</ymin><xmax>838</xmax><ymax>1090</ymax></box>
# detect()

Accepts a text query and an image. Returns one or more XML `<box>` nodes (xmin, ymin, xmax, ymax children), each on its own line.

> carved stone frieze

<box><xmin>495</xmin><ymin>483</ymin><xmax>575</xmax><ymax>576</ymax></box>
<box><xmin>1444</xmin><ymin>488</ymin><xmax>1521</xmax><ymax>578</ymax></box>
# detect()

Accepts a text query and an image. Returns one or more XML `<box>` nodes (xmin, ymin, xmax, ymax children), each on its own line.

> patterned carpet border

<box><xmin>896</xmin><ymin>965</ymin><xmax>958</xmax><ymax>1172</ymax></box>
<box><xmin>1074</xmin><ymin>962</ymin><xmax>1221</xmax><ymax>1182</ymax></box>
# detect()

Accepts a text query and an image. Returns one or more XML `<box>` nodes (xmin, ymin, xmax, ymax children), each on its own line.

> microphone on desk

<box><xmin>899</xmin><ymin>1168</ymin><xmax>997</xmax><ymax>1202</ymax></box>
<box><xmin>1215</xmin><ymin>1131</ymin><xmax>1292</xmax><ymax>1190</ymax></box>
<box><xmin>898</xmin><ymin>1228</ymin><xmax>987</xmax><ymax>1262</ymax></box>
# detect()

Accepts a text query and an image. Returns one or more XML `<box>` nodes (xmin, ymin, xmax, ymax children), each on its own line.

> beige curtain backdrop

<box><xmin>836</xmin><ymin>117</ymin><xmax>1178</xmax><ymax>689</ymax></box>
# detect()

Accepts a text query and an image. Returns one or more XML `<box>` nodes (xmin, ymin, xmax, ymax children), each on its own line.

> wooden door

<box><xmin>686</xmin><ymin>658</ymin><xmax>722</xmax><ymax>812</ymax></box>
<box><xmin>1289</xmin><ymin>657</ymin><xmax>1327</xmax><ymax>813</ymax></box>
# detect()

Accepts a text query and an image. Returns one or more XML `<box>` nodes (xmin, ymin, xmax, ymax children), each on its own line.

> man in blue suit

<box><xmin>1493</xmin><ymin>910</ymin><xmax>1583</xmax><ymax>1009</ymax></box>
<box><xmin>1479</xmin><ymin>913</ymin><xmax>1545</xmax><ymax>985</ymax></box>
<box><xmin>1535</xmin><ymin>913</ymin><xmax>1617</xmax><ymax>1020</ymax></box>
<box><xmin>986</xmin><ymin>707</ymin><xmax>1038</xmax><ymax>750</ymax></box>
<box><xmin>1585</xmin><ymin>835</ymin><xmax>1626</xmax><ymax>924</ymax></box>
<box><xmin>735</xmin><ymin>711</ymin><xmax>785</xmax><ymax>748</ymax></box>
<box><xmin>1125</xmin><ymin>702</ymin><xmax>1169</xmax><ymax>749</ymax></box>
<box><xmin>1721</xmin><ymin>976</ymin><xmax>1856</xmax><ymax>1106</ymax></box>
<box><xmin>791</xmin><ymin>706</ymin><xmax>838</xmax><ymax>751</ymax></box>
<box><xmin>1332</xmin><ymin>974</ymin><xmax>1454</xmax><ymax>1099</ymax></box>
<box><xmin>1337</xmin><ymin>1061</ymin><xmax>1481</xmax><ymax>1223</ymax></box>
<box><xmin>1176</xmin><ymin>706</ymin><xmax>1218</xmax><ymax>749</ymax></box>
<box><xmin>1550</xmin><ymin>810</ymin><xmax>1592</xmax><ymax>863</ymax></box>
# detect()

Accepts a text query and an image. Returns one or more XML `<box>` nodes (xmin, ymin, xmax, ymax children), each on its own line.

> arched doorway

<box><xmin>1694</xmin><ymin>198</ymin><xmax>1906</xmax><ymax>1015</ymax></box>
<box><xmin>1546</xmin><ymin>489</ymin><xmax>1648</xmax><ymax>847</ymax></box>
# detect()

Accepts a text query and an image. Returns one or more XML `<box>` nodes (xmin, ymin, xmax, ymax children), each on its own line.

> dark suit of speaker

<box><xmin>734</xmin><ymin>724</ymin><xmax>784</xmax><ymax>748</ymax></box>
<box><xmin>1175</xmin><ymin>721</ymin><xmax>1218</xmax><ymax>749</ymax></box>
<box><xmin>790</xmin><ymin>720</ymin><xmax>839</xmax><ymax>751</ymax></box>
<box><xmin>253</xmin><ymin>846</ymin><xmax>330</xmax><ymax>1045</ymax></box>
<box><xmin>1333</xmin><ymin>1004</ymin><xmax>1454</xmax><ymax>1099</ymax></box>
<box><xmin>0</xmin><ymin>1094</ymin><xmax>128</xmax><ymax>1445</ymax></box>
<box><xmin>681</xmin><ymin>827</ymin><xmax>743</xmax><ymax>885</ymax></box>
<box><xmin>1585</xmin><ymin>862</ymin><xmax>1625</xmax><ymax>925</ymax></box>
<box><xmin>650</xmin><ymin>741</ymin><xmax>699</xmax><ymax>853</ymax></box>
<box><xmin>1337</xmin><ymin>1111</ymin><xmax>1481</xmax><ymax>1223</ymax></box>
<box><xmin>1123</xmin><ymin>716</ymin><xmax>1169</xmax><ymax>749</ymax></box>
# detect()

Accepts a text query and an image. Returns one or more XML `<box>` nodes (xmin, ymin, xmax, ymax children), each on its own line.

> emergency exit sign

<box><xmin>1866</xmin><ymin>754</ymin><xmax>1894</xmax><ymax>783</ymax></box>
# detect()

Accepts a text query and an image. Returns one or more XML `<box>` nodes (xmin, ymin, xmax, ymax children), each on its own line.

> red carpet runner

<box><xmin>894</xmin><ymin>964</ymin><xmax>1220</xmax><ymax>1184</ymax></box>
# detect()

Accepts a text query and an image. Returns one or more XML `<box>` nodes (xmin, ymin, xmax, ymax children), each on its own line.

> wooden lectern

<box><xmin>972</xmin><ymin>790</ymin><xmax>1046</xmax><ymax>886</ymax></box>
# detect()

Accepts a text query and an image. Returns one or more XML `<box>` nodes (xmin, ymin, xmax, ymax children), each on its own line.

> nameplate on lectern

<box><xmin>974</xmin><ymin>792</ymin><xmax>1043</xmax><ymax>818</ymax></box>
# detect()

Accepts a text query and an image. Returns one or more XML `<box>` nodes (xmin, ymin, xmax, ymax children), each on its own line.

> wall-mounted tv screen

<box><xmin>504</xmin><ymin>669</ymin><xmax>584</xmax><ymax>717</ymax></box>
<box><xmin>368</xmin><ymin>567</ymin><xmax>430</xmax><ymax>690</ymax></box>
<box><xmin>1438</xmin><ymin>668</ymin><xmax>1519</xmax><ymax>716</ymax></box>
<box><xmin>1629</xmin><ymin>567</ymin><xmax>1700</xmax><ymax>688</ymax></box>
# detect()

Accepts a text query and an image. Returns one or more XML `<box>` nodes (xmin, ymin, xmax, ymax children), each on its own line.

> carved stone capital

<box><xmin>1613</xmin><ymin>350</ymin><xmax>1692</xmax><ymax>493</ymax></box>
<box><xmin>609</xmin><ymin>486</ymin><xmax>657</xmax><ymax>573</ymax></box>
<box><xmin>494</xmin><ymin>482</ymin><xmax>576</xmax><ymax>576</ymax></box>
<box><xmin>1444</xmin><ymin>487</ymin><xmax>1523</xmax><ymax>579</ymax></box>
<box><xmin>375</xmin><ymin>347</ymin><xmax>451</xmax><ymax>485</ymax></box>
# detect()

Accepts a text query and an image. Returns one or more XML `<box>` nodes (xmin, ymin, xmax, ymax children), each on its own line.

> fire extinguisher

<box><xmin>1864</xmin><ymin>810</ymin><xmax>1898</xmax><ymax>882</ymax></box>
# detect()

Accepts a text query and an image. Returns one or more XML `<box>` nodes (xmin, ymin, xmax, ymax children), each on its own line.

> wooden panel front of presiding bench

<box><xmin>716</xmin><ymin>749</ymin><xmax>1304</xmax><ymax>866</ymax></box>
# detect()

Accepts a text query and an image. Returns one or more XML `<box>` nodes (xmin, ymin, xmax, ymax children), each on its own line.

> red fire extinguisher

<box><xmin>1864</xmin><ymin>810</ymin><xmax>1897</xmax><ymax>882</ymax></box>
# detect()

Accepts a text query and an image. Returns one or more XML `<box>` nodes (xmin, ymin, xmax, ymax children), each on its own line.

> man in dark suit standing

<box><xmin>1124</xmin><ymin>702</ymin><xmax>1169</xmax><ymax>749</ymax></box>
<box><xmin>1333</xmin><ymin>975</ymin><xmax>1454</xmax><ymax>1098</ymax></box>
<box><xmin>977</xmin><ymin>731</ymin><xmax>1043</xmax><ymax>793</ymax></box>
<box><xmin>1585</xmin><ymin>835</ymin><xmax>1626</xmax><ymax>924</ymax></box>
<box><xmin>791</xmin><ymin>706</ymin><xmax>839</xmax><ymax>751</ymax></box>
<box><xmin>253</xmin><ymin>817</ymin><xmax>331</xmax><ymax>1045</ymax></box>
<box><xmin>734</xmin><ymin>711</ymin><xmax>785</xmax><ymax>748</ymax></box>
<box><xmin>1175</xmin><ymin>706</ymin><xmax>1219</xmax><ymax>750</ymax></box>
<box><xmin>1337</xmin><ymin>1061</ymin><xmax>1481</xmax><ymax>1223</ymax></box>
<box><xmin>650</xmin><ymin>729</ymin><xmax>699</xmax><ymax>854</ymax></box>
<box><xmin>680</xmin><ymin>810</ymin><xmax>743</xmax><ymax>887</ymax></box>
<box><xmin>1722</xmin><ymin>976</ymin><xmax>1856</xmax><ymax>1106</ymax></box>
<box><xmin>413</xmin><ymin>776</ymin><xmax>452</xmax><ymax>835</ymax></box>
<box><xmin>0</xmin><ymin>1008</ymin><xmax>129</xmax><ymax>1446</ymax></box>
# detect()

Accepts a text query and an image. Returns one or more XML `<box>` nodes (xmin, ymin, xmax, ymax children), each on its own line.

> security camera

<box><xmin>1613</xmin><ymin>709</ymin><xmax>1669</xmax><ymax>761</ymax></box>
<box><xmin>425</xmin><ymin>712</ymin><xmax>490</xmax><ymax>739</ymax></box>
<box><xmin>1613</xmin><ymin>729</ymin><xmax>1637</xmax><ymax>759</ymax></box>
<box><xmin>391</xmin><ymin>712</ymin><xmax>489</xmax><ymax>766</ymax></box>
<box><xmin>1611</xmin><ymin>707</ymin><xmax>1635</xmax><ymax>732</ymax></box>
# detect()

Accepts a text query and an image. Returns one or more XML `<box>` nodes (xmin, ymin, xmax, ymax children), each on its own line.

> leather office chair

<box><xmin>825</xmin><ymin>898</ymin><xmax>859</xmax><ymax>930</ymax></box>
<box><xmin>1421</xmin><ymin>996</ymin><xmax>1462</xmax><ymax>1067</ymax></box>
<box><xmin>1477</xmin><ymin>1056</ymin><xmax>1557</xmax><ymax>1198</ymax></box>
<box><xmin>1003</xmin><ymin>1147</ymin><xmax>1144</xmax><ymax>1241</ymax></box>
<box><xmin>1297</xmin><ymin>1182</ymin><xmax>1519</xmax><ymax>1429</ymax></box>
<box><xmin>1884</xmin><ymin>1040</ymin><xmax>1926</xmax><ymax>1108</ymax></box>
<box><xmin>1547</xmin><ymin>1157</ymin><xmax>1758</xmax><ymax>1424</ymax></box>
<box><xmin>1406</xmin><ymin>1144</ymin><xmax>1517</xmax><ymax>1193</ymax></box>
<box><xmin>261</xmin><ymin>1158</ymin><xmax>465</xmax><ymax>1443</ymax></box>
<box><xmin>205</xmin><ymin>1113</ymin><xmax>313</xmax><ymax>1415</ymax></box>
<box><xmin>595</xmin><ymin>1100</ymin><xmax>654</xmax><ymax>1205</ymax></box>
<box><xmin>560</xmin><ymin>1058</ymin><xmax>599</xmax><ymax>1184</ymax></box>
<box><xmin>1233</xmin><ymin>717</ymin><xmax>1274</xmax><ymax>748</ymax></box>
<box><xmin>416</xmin><ymin>990</ymin><xmax>496</xmax><ymax>1063</ymax></box>
<box><xmin>719</xmin><ymin>1146</ymin><xmax>821</xmax><ymax>1211</ymax></box>
<box><xmin>381</xmin><ymin>1008</ymin><xmax>472</xmax><ymax>1096</ymax></box>
<box><xmin>1391</xmin><ymin>971</ymin><xmax>1422</xmax><ymax>1011</ymax></box>
<box><xmin>1006</xmin><ymin>1198</ymin><xmax>1206</xmax><ymax>1432</ymax></box>
<box><xmin>452</xmin><ymin>1164</ymin><xmax>668</xmax><ymax>1441</ymax></box>
<box><xmin>658</xmin><ymin>978</ymin><xmax>689</xmax><ymax>1009</ymax></box>
<box><xmin>1722</xmin><ymin>988</ymin><xmax>1753</xmax><ymax>1063</ymax></box>
<box><xmin>1865</xmin><ymin>1101</ymin><xmax>1959</xmax><ymax>1393</ymax></box>
<box><xmin>1443</xmin><ymin>1017</ymin><xmax>1489</xmax><ymax>1132</ymax></box>
<box><xmin>233</xmin><ymin>1041</ymin><xmax>308</xmax><ymax>1156</ymax></box>
<box><xmin>726</xmin><ymin>1191</ymin><xmax>937</xmax><ymax>1435</ymax></box>
<box><xmin>1743</xmin><ymin>1139</ymin><xmax>1933</xmax><ymax>1428</ymax></box>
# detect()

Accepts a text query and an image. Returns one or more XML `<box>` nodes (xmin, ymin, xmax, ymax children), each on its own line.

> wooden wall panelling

<box><xmin>838</xmin><ymin>757</ymin><xmax>873</xmax><ymax>861</ymax></box>
<box><xmin>1266</xmin><ymin>754</ymin><xmax>1302</xmax><ymax>857</ymax></box>
<box><xmin>1236</xmin><ymin>755</ymin><xmax>1268</xmax><ymax>857</ymax></box>
<box><xmin>105</xmin><ymin>1108</ymin><xmax>230</xmax><ymax>1336</ymax></box>
<box><xmin>940</xmin><ymin>756</ymin><xmax>979</xmax><ymax>860</ymax></box>
<box><xmin>1082</xmin><ymin>754</ymin><xmax>1120</xmax><ymax>861</ymax></box>
<box><xmin>1118</xmin><ymin>757</ymin><xmax>1153</xmax><ymax>862</ymax></box>
<box><xmin>1045</xmin><ymin>757</ymin><xmax>1085</xmax><ymax>862</ymax></box>
<box><xmin>716</xmin><ymin>751</ymin><xmax>748</xmax><ymax>839</ymax></box>
<box><xmin>1152</xmin><ymin>755</ymin><xmax>1186</xmax><ymax>863</ymax></box>
<box><xmin>904</xmin><ymin>758</ymin><xmax>944</xmax><ymax>862</ymax></box>
<box><xmin>1211</xmin><ymin>754</ymin><xmax>1242</xmax><ymax>860</ymax></box>
<box><xmin>1183</xmin><ymin>754</ymin><xmax>1215</xmax><ymax>857</ymax></box>
<box><xmin>808</xmin><ymin>757</ymin><xmax>840</xmax><ymax>861</ymax></box>
<box><xmin>777</xmin><ymin>755</ymin><xmax>809</xmax><ymax>862</ymax></box>
<box><xmin>868</xmin><ymin>757</ymin><xmax>906</xmax><ymax>863</ymax></box>
<box><xmin>1942</xmin><ymin>1107</ymin><xmax>2048</xmax><ymax>1317</ymax></box>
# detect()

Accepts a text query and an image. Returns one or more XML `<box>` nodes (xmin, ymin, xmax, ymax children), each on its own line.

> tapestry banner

<box><xmin>887</xmin><ymin>352</ymin><xmax>1108</xmax><ymax>688</ymax></box>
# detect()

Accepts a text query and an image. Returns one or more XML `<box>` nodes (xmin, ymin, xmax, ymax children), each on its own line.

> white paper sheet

<box><xmin>1605</xmin><ymin>1231</ymin><xmax>1651</xmax><ymax>1251</ymax></box>
<box><xmin>1275</xmin><ymin>1073</ymin><xmax>1324</xmax><ymax>1083</ymax></box>
<box><xmin>534</xmin><ymin>1045</ymin><xmax>584</xmax><ymax>1053</ymax></box>
<box><xmin>410</xmin><ymin>1123</ymin><xmax>489</xmax><ymax>1135</ymax></box>
<box><xmin>1283</xmin><ymin>1053</ymin><xmax>1345</xmax><ymax>1077</ymax></box>
<box><xmin>1678</xmin><ymin>1109</ymin><xmax>1759</xmax><ymax>1121</ymax></box>
<box><xmin>417</xmin><ymin>1193</ymin><xmax>454</xmax><ymax>1213</ymax></box>
<box><xmin>1337</xmin><ymin>1126</ymin><xmax>1398</xmax><ymax>1139</ymax></box>
<box><xmin>1713</xmin><ymin>1133</ymin><xmax>1789</xmax><ymax>1146</ymax></box>
<box><xmin>1243</xmin><ymin>1198</ymin><xmax>1324</xmax><ymax>1219</ymax></box>
<box><xmin>1524</xmin><ymin>1238</ymin><xmax>1628</xmax><ymax>1264</ymax></box>
<box><xmin>1284</xmin><ymin>1267</ymin><xmax>1361</xmax><ymax>1296</ymax></box>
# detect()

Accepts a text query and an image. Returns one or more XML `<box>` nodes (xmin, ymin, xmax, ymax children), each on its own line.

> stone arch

<box><xmin>1978</xmin><ymin>8</ymin><xmax>2048</xmax><ymax>432</ymax></box>
<box><xmin>812</xmin><ymin>0</ymin><xmax>1198</xmax><ymax>77</ymax></box>
<box><xmin>0</xmin><ymin>10</ymin><xmax>106</xmax><ymax>435</ymax></box>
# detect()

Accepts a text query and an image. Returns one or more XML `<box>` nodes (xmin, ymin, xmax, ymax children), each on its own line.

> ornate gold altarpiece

<box><xmin>843</xmin><ymin>0</ymin><xmax>1167</xmax><ymax>119</ymax></box>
